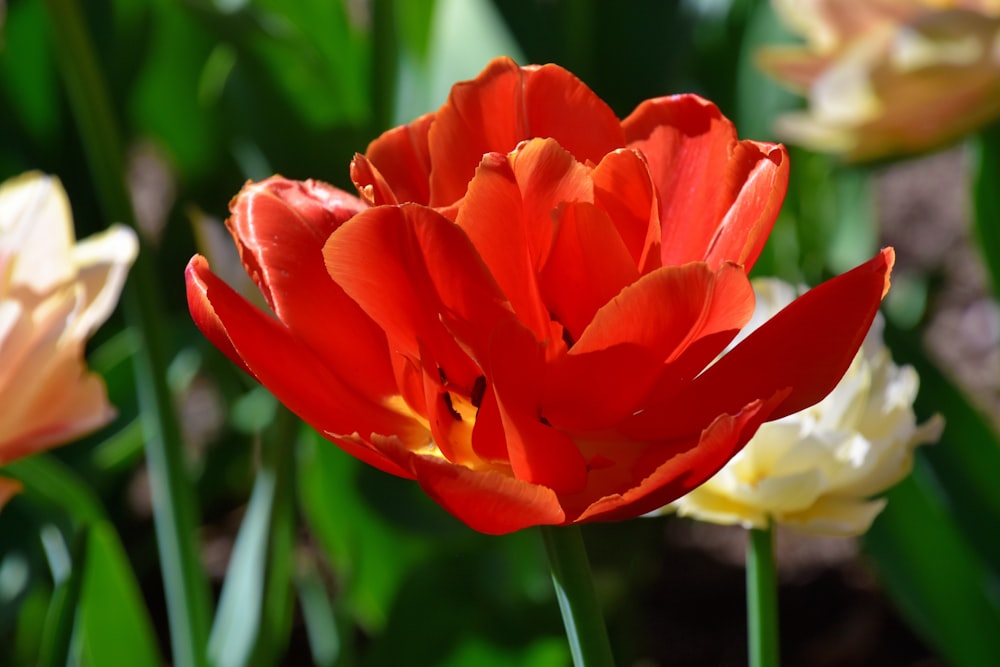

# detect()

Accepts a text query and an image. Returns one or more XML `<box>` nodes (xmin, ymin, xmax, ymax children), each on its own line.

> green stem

<box><xmin>41</xmin><ymin>3</ymin><xmax>211</xmax><ymax>666</ymax></box>
<box><xmin>747</xmin><ymin>525</ymin><xmax>780</xmax><ymax>667</ymax></box>
<box><xmin>539</xmin><ymin>525</ymin><xmax>616</xmax><ymax>667</ymax></box>
<box><xmin>971</xmin><ymin>122</ymin><xmax>1000</xmax><ymax>301</ymax></box>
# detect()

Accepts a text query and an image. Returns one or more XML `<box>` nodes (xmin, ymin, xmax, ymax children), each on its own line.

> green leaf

<box><xmin>38</xmin><ymin>527</ymin><xmax>89</xmax><ymax>667</ymax></box>
<box><xmin>865</xmin><ymin>464</ymin><xmax>1000</xmax><ymax>667</ymax></box>
<box><xmin>884</xmin><ymin>321</ymin><xmax>1000</xmax><ymax>571</ymax></box>
<box><xmin>971</xmin><ymin>122</ymin><xmax>1000</xmax><ymax>300</ymax></box>
<box><xmin>296</xmin><ymin>427</ymin><xmax>431</xmax><ymax>632</ymax></box>
<box><xmin>77</xmin><ymin>521</ymin><xmax>162</xmax><ymax>667</ymax></box>
<box><xmin>208</xmin><ymin>466</ymin><xmax>275</xmax><ymax>667</ymax></box>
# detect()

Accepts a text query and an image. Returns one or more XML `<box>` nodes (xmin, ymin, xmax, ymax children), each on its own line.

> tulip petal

<box><xmin>374</xmin><ymin>433</ymin><xmax>565</xmax><ymax>534</ymax></box>
<box><xmin>625</xmin><ymin>248</ymin><xmax>894</xmax><ymax>440</ymax></box>
<box><xmin>590</xmin><ymin>148</ymin><xmax>662</xmax><ymax>273</ymax></box>
<box><xmin>542</xmin><ymin>262</ymin><xmax>754</xmax><ymax>430</ymax></box>
<box><xmin>458</xmin><ymin>139</ymin><xmax>593</xmax><ymax>341</ymax></box>
<box><xmin>185</xmin><ymin>256</ymin><xmax>422</xmax><ymax>479</ymax></box>
<box><xmin>361</xmin><ymin>112</ymin><xmax>434</xmax><ymax>204</ymax></box>
<box><xmin>0</xmin><ymin>290</ymin><xmax>116</xmax><ymax>461</ymax></box>
<box><xmin>572</xmin><ymin>396</ymin><xmax>778</xmax><ymax>523</ymax></box>
<box><xmin>623</xmin><ymin>95</ymin><xmax>789</xmax><ymax>271</ymax></box>
<box><xmin>539</xmin><ymin>201</ymin><xmax>640</xmax><ymax>342</ymax></box>
<box><xmin>489</xmin><ymin>320</ymin><xmax>589</xmax><ymax>494</ymax></box>
<box><xmin>228</xmin><ymin>177</ymin><xmax>399</xmax><ymax>401</ymax></box>
<box><xmin>325</xmin><ymin>203</ymin><xmax>515</xmax><ymax>392</ymax></box>
<box><xmin>427</xmin><ymin>57</ymin><xmax>624</xmax><ymax>206</ymax></box>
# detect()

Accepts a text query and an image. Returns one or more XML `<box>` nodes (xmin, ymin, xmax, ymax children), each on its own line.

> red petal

<box><xmin>350</xmin><ymin>154</ymin><xmax>398</xmax><ymax>206</ymax></box>
<box><xmin>625</xmin><ymin>248</ymin><xmax>895</xmax><ymax>440</ymax></box>
<box><xmin>359</xmin><ymin>112</ymin><xmax>434</xmax><ymax>204</ymax></box>
<box><xmin>374</xmin><ymin>435</ymin><xmax>565</xmax><ymax>534</ymax></box>
<box><xmin>228</xmin><ymin>177</ymin><xmax>398</xmax><ymax>400</ymax></box>
<box><xmin>539</xmin><ymin>201</ymin><xmax>640</xmax><ymax>342</ymax></box>
<box><xmin>186</xmin><ymin>256</ymin><xmax>254</xmax><ymax>377</ymax></box>
<box><xmin>324</xmin><ymin>203</ymin><xmax>513</xmax><ymax>393</ymax></box>
<box><xmin>185</xmin><ymin>256</ymin><xmax>422</xmax><ymax>478</ymax></box>
<box><xmin>457</xmin><ymin>140</ymin><xmax>592</xmax><ymax>341</ymax></box>
<box><xmin>542</xmin><ymin>262</ymin><xmax>754</xmax><ymax>430</ymax></box>
<box><xmin>489</xmin><ymin>320</ymin><xmax>589</xmax><ymax>494</ymax></box>
<box><xmin>591</xmin><ymin>148</ymin><xmax>662</xmax><ymax>274</ymax></box>
<box><xmin>427</xmin><ymin>57</ymin><xmax>624</xmax><ymax>206</ymax></box>
<box><xmin>572</xmin><ymin>396</ymin><xmax>778</xmax><ymax>523</ymax></box>
<box><xmin>622</xmin><ymin>95</ymin><xmax>789</xmax><ymax>271</ymax></box>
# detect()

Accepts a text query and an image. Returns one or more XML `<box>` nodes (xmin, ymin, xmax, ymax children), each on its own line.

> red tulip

<box><xmin>186</xmin><ymin>57</ymin><xmax>893</xmax><ymax>534</ymax></box>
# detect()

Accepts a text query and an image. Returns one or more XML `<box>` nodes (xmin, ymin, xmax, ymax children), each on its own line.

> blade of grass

<box><xmin>971</xmin><ymin>122</ymin><xmax>1000</xmax><ymax>300</ymax></box>
<box><xmin>41</xmin><ymin>2</ymin><xmax>211</xmax><ymax>665</ymax></box>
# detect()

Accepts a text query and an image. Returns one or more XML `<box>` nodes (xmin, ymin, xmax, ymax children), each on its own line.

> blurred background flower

<box><xmin>664</xmin><ymin>277</ymin><xmax>942</xmax><ymax>536</ymax></box>
<box><xmin>759</xmin><ymin>0</ymin><xmax>1000</xmax><ymax>160</ymax></box>
<box><xmin>0</xmin><ymin>172</ymin><xmax>137</xmax><ymax>509</ymax></box>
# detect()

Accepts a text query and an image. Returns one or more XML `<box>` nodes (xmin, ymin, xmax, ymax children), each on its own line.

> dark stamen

<box><xmin>438</xmin><ymin>367</ymin><xmax>448</xmax><ymax>385</ymax></box>
<box><xmin>470</xmin><ymin>376</ymin><xmax>487</xmax><ymax>409</ymax></box>
<box><xmin>561</xmin><ymin>326</ymin><xmax>575</xmax><ymax>349</ymax></box>
<box><xmin>442</xmin><ymin>392</ymin><xmax>462</xmax><ymax>421</ymax></box>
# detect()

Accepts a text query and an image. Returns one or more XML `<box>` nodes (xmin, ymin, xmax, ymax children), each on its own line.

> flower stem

<box><xmin>747</xmin><ymin>524</ymin><xmax>780</xmax><ymax>667</ymax></box>
<box><xmin>539</xmin><ymin>525</ymin><xmax>616</xmax><ymax>667</ymax></box>
<box><xmin>41</xmin><ymin>2</ymin><xmax>211</xmax><ymax>666</ymax></box>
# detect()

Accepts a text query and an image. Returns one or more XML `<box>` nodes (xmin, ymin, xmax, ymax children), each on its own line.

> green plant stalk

<box><xmin>41</xmin><ymin>2</ymin><xmax>211</xmax><ymax>666</ymax></box>
<box><xmin>747</xmin><ymin>525</ymin><xmax>780</xmax><ymax>667</ymax></box>
<box><xmin>540</xmin><ymin>525</ymin><xmax>616</xmax><ymax>667</ymax></box>
<box><xmin>972</xmin><ymin>122</ymin><xmax>1000</xmax><ymax>301</ymax></box>
<box><xmin>38</xmin><ymin>526</ymin><xmax>89</xmax><ymax>667</ymax></box>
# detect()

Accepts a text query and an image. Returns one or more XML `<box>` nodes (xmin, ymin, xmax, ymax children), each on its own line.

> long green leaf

<box><xmin>77</xmin><ymin>521</ymin><xmax>162</xmax><ymax>667</ymax></box>
<box><xmin>865</xmin><ymin>462</ymin><xmax>1000</xmax><ymax>667</ymax></box>
<box><xmin>41</xmin><ymin>2</ymin><xmax>212</xmax><ymax>665</ymax></box>
<box><xmin>971</xmin><ymin>122</ymin><xmax>1000</xmax><ymax>300</ymax></box>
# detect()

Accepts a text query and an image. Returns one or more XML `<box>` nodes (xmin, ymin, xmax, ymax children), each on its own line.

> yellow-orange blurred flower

<box><xmin>0</xmin><ymin>172</ymin><xmax>137</xmax><ymax>505</ymax></box>
<box><xmin>760</xmin><ymin>0</ymin><xmax>1000</xmax><ymax>160</ymax></box>
<box><xmin>663</xmin><ymin>278</ymin><xmax>942</xmax><ymax>536</ymax></box>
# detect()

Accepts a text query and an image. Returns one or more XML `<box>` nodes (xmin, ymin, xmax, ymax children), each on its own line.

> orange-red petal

<box><xmin>623</xmin><ymin>95</ymin><xmax>789</xmax><ymax>272</ymax></box>
<box><xmin>324</xmin><ymin>203</ymin><xmax>513</xmax><ymax>391</ymax></box>
<box><xmin>227</xmin><ymin>177</ymin><xmax>398</xmax><ymax>401</ymax></box>
<box><xmin>572</xmin><ymin>396</ymin><xmax>779</xmax><ymax>523</ymax></box>
<box><xmin>624</xmin><ymin>248</ymin><xmax>895</xmax><ymax>440</ymax></box>
<box><xmin>371</xmin><ymin>433</ymin><xmax>565</xmax><ymax>534</ymax></box>
<box><xmin>457</xmin><ymin>140</ymin><xmax>593</xmax><ymax>341</ymax></box>
<box><xmin>362</xmin><ymin>113</ymin><xmax>435</xmax><ymax>204</ymax></box>
<box><xmin>542</xmin><ymin>262</ymin><xmax>755</xmax><ymax>431</ymax></box>
<box><xmin>185</xmin><ymin>255</ymin><xmax>421</xmax><ymax>479</ymax></box>
<box><xmin>427</xmin><ymin>57</ymin><xmax>624</xmax><ymax>206</ymax></box>
<box><xmin>539</xmin><ymin>201</ymin><xmax>639</xmax><ymax>341</ymax></box>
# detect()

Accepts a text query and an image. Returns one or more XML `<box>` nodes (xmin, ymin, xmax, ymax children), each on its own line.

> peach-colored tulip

<box><xmin>760</xmin><ymin>0</ymin><xmax>1000</xmax><ymax>160</ymax></box>
<box><xmin>0</xmin><ymin>172</ymin><xmax>137</xmax><ymax>506</ymax></box>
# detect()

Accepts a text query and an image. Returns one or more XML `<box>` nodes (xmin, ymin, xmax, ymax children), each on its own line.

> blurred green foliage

<box><xmin>2</xmin><ymin>0</ymin><xmax>1000</xmax><ymax>665</ymax></box>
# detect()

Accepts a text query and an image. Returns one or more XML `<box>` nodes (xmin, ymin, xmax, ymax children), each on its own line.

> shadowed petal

<box><xmin>590</xmin><ymin>148</ymin><xmax>662</xmax><ymax>274</ymax></box>
<box><xmin>539</xmin><ymin>201</ymin><xmax>640</xmax><ymax>342</ymax></box>
<box><xmin>572</xmin><ymin>396</ymin><xmax>779</xmax><ymax>523</ymax></box>
<box><xmin>372</xmin><ymin>434</ymin><xmax>566</xmax><ymax>535</ymax></box>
